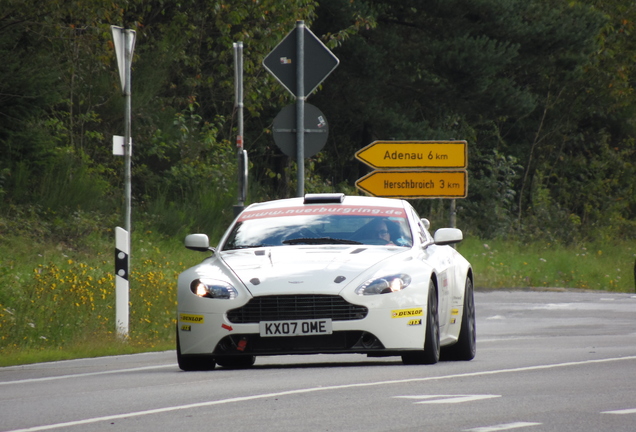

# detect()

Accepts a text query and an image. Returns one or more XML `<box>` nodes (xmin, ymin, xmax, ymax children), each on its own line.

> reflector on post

<box><xmin>115</xmin><ymin>227</ymin><xmax>129</xmax><ymax>337</ymax></box>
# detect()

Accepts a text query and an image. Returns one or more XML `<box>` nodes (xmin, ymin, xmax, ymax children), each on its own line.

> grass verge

<box><xmin>1</xmin><ymin>229</ymin><xmax>634</xmax><ymax>367</ymax></box>
<box><xmin>457</xmin><ymin>237</ymin><xmax>635</xmax><ymax>292</ymax></box>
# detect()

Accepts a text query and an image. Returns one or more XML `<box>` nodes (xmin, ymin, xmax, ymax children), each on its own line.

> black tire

<box><xmin>402</xmin><ymin>280</ymin><xmax>440</xmax><ymax>365</ymax></box>
<box><xmin>176</xmin><ymin>329</ymin><xmax>216</xmax><ymax>371</ymax></box>
<box><xmin>216</xmin><ymin>355</ymin><xmax>256</xmax><ymax>369</ymax></box>
<box><xmin>441</xmin><ymin>277</ymin><xmax>476</xmax><ymax>361</ymax></box>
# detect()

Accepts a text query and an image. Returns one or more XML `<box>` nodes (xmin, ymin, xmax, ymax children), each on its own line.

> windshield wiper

<box><xmin>226</xmin><ymin>244</ymin><xmax>265</xmax><ymax>250</ymax></box>
<box><xmin>282</xmin><ymin>237</ymin><xmax>362</xmax><ymax>245</ymax></box>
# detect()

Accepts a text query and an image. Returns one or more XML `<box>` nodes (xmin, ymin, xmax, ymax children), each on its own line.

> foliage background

<box><xmin>1</xmin><ymin>0</ymin><xmax>635</xmax><ymax>242</ymax></box>
<box><xmin>1</xmin><ymin>0</ymin><xmax>635</xmax><ymax>362</ymax></box>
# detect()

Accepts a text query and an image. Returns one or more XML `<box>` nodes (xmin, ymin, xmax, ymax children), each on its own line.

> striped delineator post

<box><xmin>114</xmin><ymin>227</ymin><xmax>129</xmax><ymax>337</ymax></box>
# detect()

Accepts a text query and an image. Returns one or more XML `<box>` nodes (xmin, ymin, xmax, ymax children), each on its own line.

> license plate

<box><xmin>259</xmin><ymin>319</ymin><xmax>333</xmax><ymax>337</ymax></box>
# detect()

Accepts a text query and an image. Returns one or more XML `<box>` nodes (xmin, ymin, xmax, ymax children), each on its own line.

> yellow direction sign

<box><xmin>355</xmin><ymin>140</ymin><xmax>467</xmax><ymax>169</ymax></box>
<box><xmin>356</xmin><ymin>170</ymin><xmax>467</xmax><ymax>198</ymax></box>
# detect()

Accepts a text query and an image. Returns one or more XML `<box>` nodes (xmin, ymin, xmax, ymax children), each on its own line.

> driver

<box><xmin>370</xmin><ymin>219</ymin><xmax>394</xmax><ymax>245</ymax></box>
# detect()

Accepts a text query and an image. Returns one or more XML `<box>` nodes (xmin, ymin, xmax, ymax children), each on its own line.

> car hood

<box><xmin>219</xmin><ymin>246</ymin><xmax>407</xmax><ymax>296</ymax></box>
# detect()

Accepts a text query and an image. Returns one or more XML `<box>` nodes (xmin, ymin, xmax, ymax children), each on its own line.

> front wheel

<box><xmin>176</xmin><ymin>328</ymin><xmax>216</xmax><ymax>371</ymax></box>
<box><xmin>402</xmin><ymin>280</ymin><xmax>440</xmax><ymax>365</ymax></box>
<box><xmin>441</xmin><ymin>277</ymin><xmax>476</xmax><ymax>361</ymax></box>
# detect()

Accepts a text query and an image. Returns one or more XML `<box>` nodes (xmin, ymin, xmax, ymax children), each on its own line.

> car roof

<box><xmin>243</xmin><ymin>194</ymin><xmax>409</xmax><ymax>212</ymax></box>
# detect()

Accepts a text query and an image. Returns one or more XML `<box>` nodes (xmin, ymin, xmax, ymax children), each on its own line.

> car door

<box><xmin>411</xmin><ymin>210</ymin><xmax>452</xmax><ymax>337</ymax></box>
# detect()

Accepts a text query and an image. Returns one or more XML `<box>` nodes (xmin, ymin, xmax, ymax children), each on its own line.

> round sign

<box><xmin>272</xmin><ymin>103</ymin><xmax>328</xmax><ymax>159</ymax></box>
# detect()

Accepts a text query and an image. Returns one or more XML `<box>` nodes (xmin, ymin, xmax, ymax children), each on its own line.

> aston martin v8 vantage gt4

<box><xmin>176</xmin><ymin>193</ymin><xmax>475</xmax><ymax>370</ymax></box>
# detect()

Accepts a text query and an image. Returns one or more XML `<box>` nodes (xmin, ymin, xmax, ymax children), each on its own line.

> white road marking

<box><xmin>4</xmin><ymin>355</ymin><xmax>636</xmax><ymax>432</ymax></box>
<box><xmin>464</xmin><ymin>422</ymin><xmax>541</xmax><ymax>432</ymax></box>
<box><xmin>601</xmin><ymin>408</ymin><xmax>636</xmax><ymax>415</ymax></box>
<box><xmin>0</xmin><ymin>364</ymin><xmax>174</xmax><ymax>386</ymax></box>
<box><xmin>531</xmin><ymin>303</ymin><xmax>573</xmax><ymax>310</ymax></box>
<box><xmin>394</xmin><ymin>394</ymin><xmax>501</xmax><ymax>404</ymax></box>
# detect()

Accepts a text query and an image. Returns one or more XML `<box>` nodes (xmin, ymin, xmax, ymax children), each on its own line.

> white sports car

<box><xmin>176</xmin><ymin>193</ymin><xmax>475</xmax><ymax>370</ymax></box>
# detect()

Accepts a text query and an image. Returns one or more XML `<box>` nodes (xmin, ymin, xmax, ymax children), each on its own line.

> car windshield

<box><xmin>222</xmin><ymin>204</ymin><xmax>413</xmax><ymax>250</ymax></box>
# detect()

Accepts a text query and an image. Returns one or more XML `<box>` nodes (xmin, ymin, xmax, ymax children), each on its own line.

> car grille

<box><xmin>227</xmin><ymin>295</ymin><xmax>368</xmax><ymax>323</ymax></box>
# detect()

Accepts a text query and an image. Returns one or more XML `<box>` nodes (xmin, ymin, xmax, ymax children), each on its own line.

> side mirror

<box><xmin>433</xmin><ymin>228</ymin><xmax>463</xmax><ymax>245</ymax></box>
<box><xmin>185</xmin><ymin>234</ymin><xmax>213</xmax><ymax>252</ymax></box>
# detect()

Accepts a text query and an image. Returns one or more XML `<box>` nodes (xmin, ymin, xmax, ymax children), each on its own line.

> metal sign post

<box><xmin>233</xmin><ymin>42</ymin><xmax>248</xmax><ymax>216</ymax></box>
<box><xmin>263</xmin><ymin>21</ymin><xmax>339</xmax><ymax>196</ymax></box>
<box><xmin>296</xmin><ymin>21</ymin><xmax>305</xmax><ymax>197</ymax></box>
<box><xmin>111</xmin><ymin>25</ymin><xmax>136</xmax><ymax>338</ymax></box>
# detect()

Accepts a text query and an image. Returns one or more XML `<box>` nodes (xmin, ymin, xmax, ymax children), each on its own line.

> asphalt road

<box><xmin>1</xmin><ymin>290</ymin><xmax>635</xmax><ymax>432</ymax></box>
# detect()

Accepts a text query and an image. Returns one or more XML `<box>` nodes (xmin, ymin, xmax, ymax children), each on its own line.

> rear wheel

<box><xmin>441</xmin><ymin>277</ymin><xmax>476</xmax><ymax>361</ymax></box>
<box><xmin>176</xmin><ymin>329</ymin><xmax>216</xmax><ymax>371</ymax></box>
<box><xmin>402</xmin><ymin>280</ymin><xmax>440</xmax><ymax>365</ymax></box>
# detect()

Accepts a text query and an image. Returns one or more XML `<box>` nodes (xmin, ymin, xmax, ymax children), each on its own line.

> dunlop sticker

<box><xmin>180</xmin><ymin>314</ymin><xmax>204</xmax><ymax>324</ymax></box>
<box><xmin>407</xmin><ymin>319</ymin><xmax>422</xmax><ymax>326</ymax></box>
<box><xmin>451</xmin><ymin>308</ymin><xmax>459</xmax><ymax>315</ymax></box>
<box><xmin>391</xmin><ymin>308</ymin><xmax>423</xmax><ymax>318</ymax></box>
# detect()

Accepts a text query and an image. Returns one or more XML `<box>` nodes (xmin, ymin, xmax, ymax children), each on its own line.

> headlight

<box><xmin>355</xmin><ymin>274</ymin><xmax>412</xmax><ymax>295</ymax></box>
<box><xmin>190</xmin><ymin>279</ymin><xmax>238</xmax><ymax>299</ymax></box>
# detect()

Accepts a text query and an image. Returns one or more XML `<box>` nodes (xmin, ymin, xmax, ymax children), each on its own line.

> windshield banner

<box><xmin>238</xmin><ymin>205</ymin><xmax>407</xmax><ymax>221</ymax></box>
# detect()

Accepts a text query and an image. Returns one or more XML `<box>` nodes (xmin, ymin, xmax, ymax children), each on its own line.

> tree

<box><xmin>1</xmin><ymin>0</ymin><xmax>634</xmax><ymax>241</ymax></box>
<box><xmin>308</xmin><ymin>0</ymin><xmax>630</xmax><ymax>240</ymax></box>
